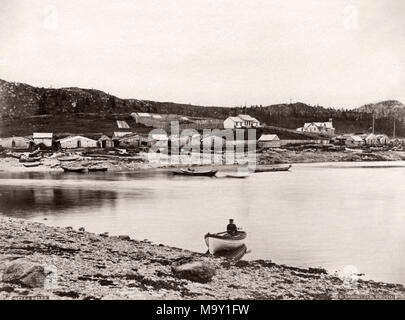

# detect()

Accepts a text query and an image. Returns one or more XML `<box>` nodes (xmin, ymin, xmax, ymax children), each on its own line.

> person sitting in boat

<box><xmin>227</xmin><ymin>219</ymin><xmax>238</xmax><ymax>236</ymax></box>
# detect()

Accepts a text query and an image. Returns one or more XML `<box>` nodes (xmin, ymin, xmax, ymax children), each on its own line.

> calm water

<box><xmin>0</xmin><ymin>162</ymin><xmax>404</xmax><ymax>284</ymax></box>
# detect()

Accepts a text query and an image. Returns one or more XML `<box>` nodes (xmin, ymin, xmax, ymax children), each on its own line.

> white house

<box><xmin>297</xmin><ymin>119</ymin><xmax>335</xmax><ymax>136</ymax></box>
<box><xmin>258</xmin><ymin>134</ymin><xmax>281</xmax><ymax>148</ymax></box>
<box><xmin>224</xmin><ymin>114</ymin><xmax>260</xmax><ymax>129</ymax></box>
<box><xmin>237</xmin><ymin>114</ymin><xmax>260</xmax><ymax>128</ymax></box>
<box><xmin>59</xmin><ymin>136</ymin><xmax>98</xmax><ymax>149</ymax></box>
<box><xmin>224</xmin><ymin>116</ymin><xmax>243</xmax><ymax>129</ymax></box>
<box><xmin>33</xmin><ymin>132</ymin><xmax>53</xmax><ymax>147</ymax></box>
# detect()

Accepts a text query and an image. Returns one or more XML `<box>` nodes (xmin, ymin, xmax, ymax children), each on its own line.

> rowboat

<box><xmin>172</xmin><ymin>168</ymin><xmax>217</xmax><ymax>177</ymax></box>
<box><xmin>204</xmin><ymin>231</ymin><xmax>247</xmax><ymax>254</ymax></box>
<box><xmin>23</xmin><ymin>162</ymin><xmax>41</xmax><ymax>167</ymax></box>
<box><xmin>19</xmin><ymin>156</ymin><xmax>41</xmax><ymax>163</ymax></box>
<box><xmin>58</xmin><ymin>155</ymin><xmax>80</xmax><ymax>162</ymax></box>
<box><xmin>88</xmin><ymin>166</ymin><xmax>108</xmax><ymax>172</ymax></box>
<box><xmin>254</xmin><ymin>165</ymin><xmax>291</xmax><ymax>173</ymax></box>
<box><xmin>213</xmin><ymin>244</ymin><xmax>247</xmax><ymax>260</ymax></box>
<box><xmin>224</xmin><ymin>173</ymin><xmax>249</xmax><ymax>179</ymax></box>
<box><xmin>61</xmin><ymin>166</ymin><xmax>86</xmax><ymax>173</ymax></box>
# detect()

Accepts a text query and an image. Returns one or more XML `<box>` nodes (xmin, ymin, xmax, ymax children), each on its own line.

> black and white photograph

<box><xmin>0</xmin><ymin>0</ymin><xmax>404</xmax><ymax>307</ymax></box>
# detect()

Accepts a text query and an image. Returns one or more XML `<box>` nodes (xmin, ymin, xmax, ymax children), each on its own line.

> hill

<box><xmin>354</xmin><ymin>100</ymin><xmax>405</xmax><ymax>119</ymax></box>
<box><xmin>0</xmin><ymin>78</ymin><xmax>404</xmax><ymax>137</ymax></box>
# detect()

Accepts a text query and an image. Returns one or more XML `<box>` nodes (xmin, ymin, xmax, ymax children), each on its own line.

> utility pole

<box><xmin>393</xmin><ymin>116</ymin><xmax>396</xmax><ymax>139</ymax></box>
<box><xmin>372</xmin><ymin>112</ymin><xmax>375</xmax><ymax>134</ymax></box>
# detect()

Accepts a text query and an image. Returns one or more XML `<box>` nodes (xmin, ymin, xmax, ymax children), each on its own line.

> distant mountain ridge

<box><xmin>354</xmin><ymin>100</ymin><xmax>405</xmax><ymax>119</ymax></box>
<box><xmin>0</xmin><ymin>78</ymin><xmax>403</xmax><ymax>137</ymax></box>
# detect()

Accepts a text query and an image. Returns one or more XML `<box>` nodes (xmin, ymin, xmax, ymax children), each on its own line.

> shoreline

<box><xmin>0</xmin><ymin>217</ymin><xmax>404</xmax><ymax>300</ymax></box>
<box><xmin>1</xmin><ymin>149</ymin><xmax>405</xmax><ymax>173</ymax></box>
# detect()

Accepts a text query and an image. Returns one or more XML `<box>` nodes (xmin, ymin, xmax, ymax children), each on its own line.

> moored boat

<box><xmin>58</xmin><ymin>155</ymin><xmax>80</xmax><ymax>162</ymax></box>
<box><xmin>254</xmin><ymin>165</ymin><xmax>291</xmax><ymax>173</ymax></box>
<box><xmin>204</xmin><ymin>231</ymin><xmax>247</xmax><ymax>254</ymax></box>
<box><xmin>61</xmin><ymin>166</ymin><xmax>86</xmax><ymax>173</ymax></box>
<box><xmin>224</xmin><ymin>173</ymin><xmax>249</xmax><ymax>179</ymax></box>
<box><xmin>88</xmin><ymin>166</ymin><xmax>108</xmax><ymax>172</ymax></box>
<box><xmin>23</xmin><ymin>162</ymin><xmax>41</xmax><ymax>167</ymax></box>
<box><xmin>172</xmin><ymin>168</ymin><xmax>217</xmax><ymax>177</ymax></box>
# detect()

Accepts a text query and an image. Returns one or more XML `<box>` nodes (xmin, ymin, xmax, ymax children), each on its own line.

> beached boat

<box><xmin>204</xmin><ymin>231</ymin><xmax>247</xmax><ymax>254</ymax></box>
<box><xmin>61</xmin><ymin>166</ymin><xmax>86</xmax><ymax>173</ymax></box>
<box><xmin>224</xmin><ymin>173</ymin><xmax>249</xmax><ymax>179</ymax></box>
<box><xmin>58</xmin><ymin>155</ymin><xmax>80</xmax><ymax>162</ymax></box>
<box><xmin>172</xmin><ymin>168</ymin><xmax>217</xmax><ymax>177</ymax></box>
<box><xmin>254</xmin><ymin>165</ymin><xmax>291</xmax><ymax>173</ymax></box>
<box><xmin>23</xmin><ymin>162</ymin><xmax>41</xmax><ymax>167</ymax></box>
<box><xmin>19</xmin><ymin>156</ymin><xmax>41</xmax><ymax>163</ymax></box>
<box><xmin>88</xmin><ymin>166</ymin><xmax>108</xmax><ymax>172</ymax></box>
<box><xmin>213</xmin><ymin>244</ymin><xmax>247</xmax><ymax>260</ymax></box>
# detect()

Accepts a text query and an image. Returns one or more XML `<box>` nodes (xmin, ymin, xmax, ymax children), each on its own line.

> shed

<box><xmin>59</xmin><ymin>136</ymin><xmax>98</xmax><ymax>149</ymax></box>
<box><xmin>33</xmin><ymin>132</ymin><xmax>53</xmax><ymax>147</ymax></box>
<box><xmin>117</xmin><ymin>133</ymin><xmax>142</xmax><ymax>148</ymax></box>
<box><xmin>97</xmin><ymin>135</ymin><xmax>113</xmax><ymax>148</ymax></box>
<box><xmin>365</xmin><ymin>133</ymin><xmax>377</xmax><ymax>145</ymax></box>
<box><xmin>258</xmin><ymin>134</ymin><xmax>281</xmax><ymax>148</ymax></box>
<box><xmin>345</xmin><ymin>135</ymin><xmax>364</xmax><ymax>147</ymax></box>
<box><xmin>0</xmin><ymin>136</ymin><xmax>32</xmax><ymax>149</ymax></box>
<box><xmin>376</xmin><ymin>134</ymin><xmax>390</xmax><ymax>145</ymax></box>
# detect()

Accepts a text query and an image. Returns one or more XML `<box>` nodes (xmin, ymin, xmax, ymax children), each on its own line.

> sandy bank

<box><xmin>0</xmin><ymin>218</ymin><xmax>403</xmax><ymax>300</ymax></box>
<box><xmin>1</xmin><ymin>150</ymin><xmax>405</xmax><ymax>173</ymax></box>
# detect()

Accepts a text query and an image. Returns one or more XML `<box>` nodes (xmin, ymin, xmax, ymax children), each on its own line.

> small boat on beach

<box><xmin>172</xmin><ymin>168</ymin><xmax>217</xmax><ymax>177</ymax></box>
<box><xmin>254</xmin><ymin>165</ymin><xmax>291</xmax><ymax>173</ymax></box>
<box><xmin>19</xmin><ymin>156</ymin><xmax>42</xmax><ymax>163</ymax></box>
<box><xmin>88</xmin><ymin>166</ymin><xmax>108</xmax><ymax>172</ymax></box>
<box><xmin>58</xmin><ymin>155</ymin><xmax>80</xmax><ymax>162</ymax></box>
<box><xmin>23</xmin><ymin>162</ymin><xmax>41</xmax><ymax>168</ymax></box>
<box><xmin>213</xmin><ymin>244</ymin><xmax>248</xmax><ymax>260</ymax></box>
<box><xmin>61</xmin><ymin>166</ymin><xmax>86</xmax><ymax>173</ymax></box>
<box><xmin>204</xmin><ymin>231</ymin><xmax>247</xmax><ymax>254</ymax></box>
<box><xmin>223</xmin><ymin>173</ymin><xmax>249</xmax><ymax>179</ymax></box>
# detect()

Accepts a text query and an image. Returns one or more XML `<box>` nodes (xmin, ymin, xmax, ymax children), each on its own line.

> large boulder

<box><xmin>172</xmin><ymin>261</ymin><xmax>215</xmax><ymax>283</ymax></box>
<box><xmin>2</xmin><ymin>260</ymin><xmax>47</xmax><ymax>288</ymax></box>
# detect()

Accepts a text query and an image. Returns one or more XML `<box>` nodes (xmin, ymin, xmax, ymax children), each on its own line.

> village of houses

<box><xmin>0</xmin><ymin>111</ymin><xmax>404</xmax><ymax>172</ymax></box>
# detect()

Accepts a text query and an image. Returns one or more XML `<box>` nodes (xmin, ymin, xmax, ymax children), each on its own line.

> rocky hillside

<box><xmin>1</xmin><ymin>78</ymin><xmax>404</xmax><ymax>137</ymax></box>
<box><xmin>355</xmin><ymin>100</ymin><xmax>405</xmax><ymax>120</ymax></box>
<box><xmin>0</xmin><ymin>79</ymin><xmax>225</xmax><ymax>120</ymax></box>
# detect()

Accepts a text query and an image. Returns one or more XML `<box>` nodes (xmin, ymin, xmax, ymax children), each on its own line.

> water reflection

<box><xmin>0</xmin><ymin>186</ymin><xmax>118</xmax><ymax>217</ymax></box>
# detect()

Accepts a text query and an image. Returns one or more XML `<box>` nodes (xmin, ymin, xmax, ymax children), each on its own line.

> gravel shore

<box><xmin>0</xmin><ymin>218</ymin><xmax>404</xmax><ymax>300</ymax></box>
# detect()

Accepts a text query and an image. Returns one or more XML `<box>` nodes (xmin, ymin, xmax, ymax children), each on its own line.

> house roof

<box><xmin>151</xmin><ymin>133</ymin><xmax>168</xmax><ymax>141</ymax></box>
<box><xmin>135</xmin><ymin>112</ymin><xmax>150</xmax><ymax>117</ymax></box>
<box><xmin>349</xmin><ymin>135</ymin><xmax>364</xmax><ymax>142</ymax></box>
<box><xmin>113</xmin><ymin>132</ymin><xmax>132</xmax><ymax>138</ymax></box>
<box><xmin>116</xmin><ymin>120</ymin><xmax>130</xmax><ymax>129</ymax></box>
<box><xmin>238</xmin><ymin>114</ymin><xmax>259</xmax><ymax>122</ymax></box>
<box><xmin>258</xmin><ymin>134</ymin><xmax>280</xmax><ymax>141</ymax></box>
<box><xmin>33</xmin><ymin>133</ymin><xmax>53</xmax><ymax>139</ymax></box>
<box><xmin>304</xmin><ymin>122</ymin><xmax>334</xmax><ymax>129</ymax></box>
<box><xmin>98</xmin><ymin>135</ymin><xmax>112</xmax><ymax>141</ymax></box>
<box><xmin>226</xmin><ymin>116</ymin><xmax>243</xmax><ymax>123</ymax></box>
<box><xmin>58</xmin><ymin>135</ymin><xmax>97</xmax><ymax>143</ymax></box>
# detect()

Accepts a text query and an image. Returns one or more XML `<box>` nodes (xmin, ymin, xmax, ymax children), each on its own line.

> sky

<box><xmin>0</xmin><ymin>0</ymin><xmax>404</xmax><ymax>109</ymax></box>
